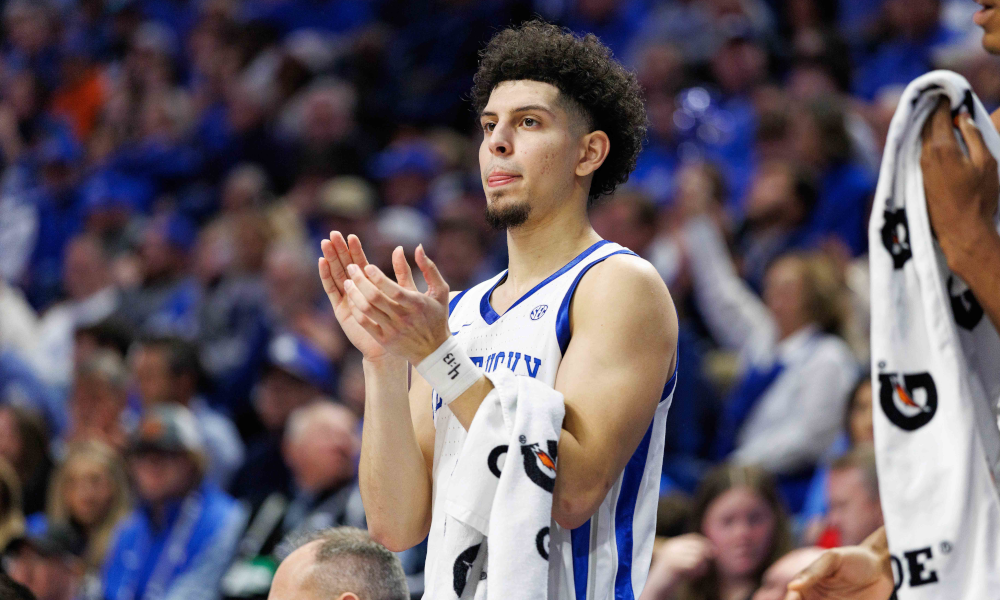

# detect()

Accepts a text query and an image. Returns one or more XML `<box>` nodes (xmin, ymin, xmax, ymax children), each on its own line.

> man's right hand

<box><xmin>784</xmin><ymin>529</ymin><xmax>895</xmax><ymax>600</ymax></box>
<box><xmin>319</xmin><ymin>232</ymin><xmax>417</xmax><ymax>362</ymax></box>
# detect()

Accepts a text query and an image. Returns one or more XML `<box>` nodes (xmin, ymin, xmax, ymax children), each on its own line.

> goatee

<box><xmin>485</xmin><ymin>200</ymin><xmax>531</xmax><ymax>230</ymax></box>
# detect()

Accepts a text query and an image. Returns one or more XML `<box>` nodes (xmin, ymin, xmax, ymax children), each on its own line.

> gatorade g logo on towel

<box><xmin>881</xmin><ymin>208</ymin><xmax>912</xmax><ymax>269</ymax></box>
<box><xmin>879</xmin><ymin>372</ymin><xmax>938</xmax><ymax>431</ymax></box>
<box><xmin>487</xmin><ymin>445</ymin><xmax>508</xmax><ymax>478</ymax></box>
<box><xmin>453</xmin><ymin>543</ymin><xmax>482</xmax><ymax>597</ymax></box>
<box><xmin>521</xmin><ymin>440</ymin><xmax>558</xmax><ymax>492</ymax></box>
<box><xmin>947</xmin><ymin>275</ymin><xmax>984</xmax><ymax>330</ymax></box>
<box><xmin>536</xmin><ymin>527</ymin><xmax>550</xmax><ymax>560</ymax></box>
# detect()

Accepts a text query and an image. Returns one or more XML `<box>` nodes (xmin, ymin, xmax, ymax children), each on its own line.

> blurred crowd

<box><xmin>0</xmin><ymin>0</ymin><xmax>994</xmax><ymax>599</ymax></box>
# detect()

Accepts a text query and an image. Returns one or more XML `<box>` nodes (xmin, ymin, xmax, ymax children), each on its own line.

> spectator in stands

<box><xmin>429</xmin><ymin>218</ymin><xmax>489</xmax><ymax>293</ymax></box>
<box><xmin>0</xmin><ymin>457</ymin><xmax>26</xmax><ymax>550</ymax></box>
<box><xmin>38</xmin><ymin>441</ymin><xmax>131</xmax><ymax>574</ymax></box>
<box><xmin>119</xmin><ymin>214</ymin><xmax>200</xmax><ymax>339</ymax></box>
<box><xmin>65</xmin><ymin>350</ymin><xmax>130</xmax><ymax>451</ymax></box>
<box><xmin>737</xmin><ymin>161</ymin><xmax>819</xmax><ymax>291</ymax></box>
<box><xmin>221</xmin><ymin>402</ymin><xmax>363</xmax><ymax>599</ymax></box>
<box><xmin>683</xmin><ymin>211</ymin><xmax>858</xmax><ymax>511</ymax></box>
<box><xmin>28</xmin><ymin>235</ymin><xmax>120</xmax><ymax>393</ymax></box>
<box><xmin>229</xmin><ymin>333</ymin><xmax>335</xmax><ymax>506</ymax></box>
<box><xmin>130</xmin><ymin>336</ymin><xmax>244</xmax><ymax>486</ymax></box>
<box><xmin>826</xmin><ymin>447</ymin><xmax>883</xmax><ymax>547</ymax></box>
<box><xmin>789</xmin><ymin>99</ymin><xmax>875</xmax><ymax>256</ymax></box>
<box><xmin>263</xmin><ymin>243</ymin><xmax>344</xmax><ymax>360</ymax></box>
<box><xmin>750</xmin><ymin>546</ymin><xmax>826</xmax><ymax>600</ymax></box>
<box><xmin>5</xmin><ymin>524</ymin><xmax>86</xmax><ymax>600</ymax></box>
<box><xmin>102</xmin><ymin>404</ymin><xmax>245</xmax><ymax>600</ymax></box>
<box><xmin>268</xmin><ymin>527</ymin><xmax>408</xmax><ymax>600</ymax></box>
<box><xmin>0</xmin><ymin>406</ymin><xmax>53</xmax><ymax>516</ymax></box>
<box><xmin>641</xmin><ymin>464</ymin><xmax>793</xmax><ymax>600</ymax></box>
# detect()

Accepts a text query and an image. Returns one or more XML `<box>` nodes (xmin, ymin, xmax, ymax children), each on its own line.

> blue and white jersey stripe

<box><xmin>425</xmin><ymin>240</ymin><xmax>676</xmax><ymax>600</ymax></box>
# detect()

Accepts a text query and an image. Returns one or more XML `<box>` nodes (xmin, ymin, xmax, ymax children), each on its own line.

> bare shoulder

<box><xmin>571</xmin><ymin>253</ymin><xmax>678</xmax><ymax>344</ymax></box>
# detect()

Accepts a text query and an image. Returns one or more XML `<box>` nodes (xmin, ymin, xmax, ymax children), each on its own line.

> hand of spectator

<box><xmin>783</xmin><ymin>531</ymin><xmax>894</xmax><ymax>600</ymax></box>
<box><xmin>921</xmin><ymin>98</ymin><xmax>1000</xmax><ymax>281</ymax></box>
<box><xmin>320</xmin><ymin>232</ymin><xmax>397</xmax><ymax>362</ymax></box>
<box><xmin>640</xmin><ymin>534</ymin><xmax>714</xmax><ymax>599</ymax></box>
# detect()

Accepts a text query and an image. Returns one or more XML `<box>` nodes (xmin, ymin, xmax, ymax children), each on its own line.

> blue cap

<box><xmin>371</xmin><ymin>142</ymin><xmax>440</xmax><ymax>180</ymax></box>
<box><xmin>267</xmin><ymin>333</ymin><xmax>336</xmax><ymax>394</ymax></box>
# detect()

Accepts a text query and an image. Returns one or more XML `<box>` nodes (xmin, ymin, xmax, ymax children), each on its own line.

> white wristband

<box><xmin>415</xmin><ymin>336</ymin><xmax>482</xmax><ymax>405</ymax></box>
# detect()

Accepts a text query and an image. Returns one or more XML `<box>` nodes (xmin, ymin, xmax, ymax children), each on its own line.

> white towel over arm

<box><xmin>425</xmin><ymin>366</ymin><xmax>565</xmax><ymax>600</ymax></box>
<box><xmin>869</xmin><ymin>69</ymin><xmax>1000</xmax><ymax>599</ymax></box>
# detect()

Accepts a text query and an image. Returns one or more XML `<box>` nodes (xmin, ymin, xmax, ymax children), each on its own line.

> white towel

<box><xmin>425</xmin><ymin>366</ymin><xmax>565</xmax><ymax>600</ymax></box>
<box><xmin>870</xmin><ymin>70</ymin><xmax>1000</xmax><ymax>599</ymax></box>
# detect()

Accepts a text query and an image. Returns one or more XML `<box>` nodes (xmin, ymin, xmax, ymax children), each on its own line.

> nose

<box><xmin>489</xmin><ymin>120</ymin><xmax>513</xmax><ymax>156</ymax></box>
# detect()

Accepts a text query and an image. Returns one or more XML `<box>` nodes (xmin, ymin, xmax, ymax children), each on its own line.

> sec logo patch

<box><xmin>530</xmin><ymin>305</ymin><xmax>548</xmax><ymax>320</ymax></box>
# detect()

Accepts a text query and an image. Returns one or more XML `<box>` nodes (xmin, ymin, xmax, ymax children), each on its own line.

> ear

<box><xmin>575</xmin><ymin>130</ymin><xmax>611</xmax><ymax>178</ymax></box>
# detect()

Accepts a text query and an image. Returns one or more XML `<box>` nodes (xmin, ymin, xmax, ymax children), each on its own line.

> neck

<box><xmin>503</xmin><ymin>197</ymin><xmax>600</xmax><ymax>295</ymax></box>
<box><xmin>719</xmin><ymin>574</ymin><xmax>756</xmax><ymax>600</ymax></box>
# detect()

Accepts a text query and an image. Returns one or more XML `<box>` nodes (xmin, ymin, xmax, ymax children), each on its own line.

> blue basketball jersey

<box><xmin>425</xmin><ymin>239</ymin><xmax>676</xmax><ymax>600</ymax></box>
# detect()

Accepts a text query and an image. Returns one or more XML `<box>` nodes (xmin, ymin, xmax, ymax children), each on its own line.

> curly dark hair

<box><xmin>471</xmin><ymin>20</ymin><xmax>647</xmax><ymax>205</ymax></box>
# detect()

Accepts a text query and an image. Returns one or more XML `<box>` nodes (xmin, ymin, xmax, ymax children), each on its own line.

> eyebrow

<box><xmin>479</xmin><ymin>104</ymin><xmax>556</xmax><ymax>119</ymax></box>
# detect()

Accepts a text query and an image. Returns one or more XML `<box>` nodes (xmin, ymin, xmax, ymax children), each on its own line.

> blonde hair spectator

<box><xmin>46</xmin><ymin>441</ymin><xmax>131</xmax><ymax>571</ymax></box>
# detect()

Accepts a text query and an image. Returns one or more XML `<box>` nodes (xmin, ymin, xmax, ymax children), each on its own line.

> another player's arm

<box><xmin>921</xmin><ymin>100</ymin><xmax>1000</xmax><ymax>330</ymax></box>
<box><xmin>548</xmin><ymin>255</ymin><xmax>677</xmax><ymax>528</ymax></box>
<box><xmin>785</xmin><ymin>527</ymin><xmax>892</xmax><ymax>600</ymax></box>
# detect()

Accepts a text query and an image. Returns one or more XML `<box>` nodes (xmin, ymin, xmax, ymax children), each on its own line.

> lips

<box><xmin>975</xmin><ymin>0</ymin><xmax>998</xmax><ymax>26</ymax></box>
<box><xmin>487</xmin><ymin>171</ymin><xmax>521</xmax><ymax>187</ymax></box>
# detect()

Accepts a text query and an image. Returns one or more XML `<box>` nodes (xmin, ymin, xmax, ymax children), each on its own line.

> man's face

<box><xmin>827</xmin><ymin>467</ymin><xmax>884</xmax><ymax>546</ymax></box>
<box><xmin>974</xmin><ymin>1</ymin><xmax>1000</xmax><ymax>54</ymax></box>
<box><xmin>130</xmin><ymin>451</ymin><xmax>196</xmax><ymax>504</ymax></box>
<box><xmin>8</xmin><ymin>548</ymin><xmax>80</xmax><ymax>600</ymax></box>
<box><xmin>256</xmin><ymin>369</ymin><xmax>318</xmax><ymax>431</ymax></box>
<box><xmin>478</xmin><ymin>80</ymin><xmax>586</xmax><ymax>229</ymax></box>
<box><xmin>284</xmin><ymin>413</ymin><xmax>360</xmax><ymax>493</ymax></box>
<box><xmin>132</xmin><ymin>346</ymin><xmax>173</xmax><ymax>406</ymax></box>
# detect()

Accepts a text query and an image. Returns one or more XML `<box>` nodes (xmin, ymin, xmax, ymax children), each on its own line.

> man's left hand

<box><xmin>342</xmin><ymin>242</ymin><xmax>452</xmax><ymax>365</ymax></box>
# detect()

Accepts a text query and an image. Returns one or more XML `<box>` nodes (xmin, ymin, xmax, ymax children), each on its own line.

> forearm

<box><xmin>359</xmin><ymin>356</ymin><xmax>432</xmax><ymax>550</ymax></box>
<box><xmin>684</xmin><ymin>217</ymin><xmax>772</xmax><ymax>350</ymax></box>
<box><xmin>946</xmin><ymin>225</ymin><xmax>1000</xmax><ymax>332</ymax></box>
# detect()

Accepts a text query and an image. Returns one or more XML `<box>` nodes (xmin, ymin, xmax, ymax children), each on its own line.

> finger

<box><xmin>922</xmin><ymin>97</ymin><xmax>955</xmax><ymax>149</ymax></box>
<box><xmin>392</xmin><ymin>246</ymin><xmax>417</xmax><ymax>291</ymax></box>
<box><xmin>955</xmin><ymin>111</ymin><xmax>993</xmax><ymax>168</ymax></box>
<box><xmin>343</xmin><ymin>277</ymin><xmax>395</xmax><ymax>329</ymax></box>
<box><xmin>415</xmin><ymin>244</ymin><xmax>449</xmax><ymax>304</ymax></box>
<box><xmin>321</xmin><ymin>239</ymin><xmax>349</xmax><ymax>293</ymax></box>
<box><xmin>330</xmin><ymin>231</ymin><xmax>356</xmax><ymax>274</ymax></box>
<box><xmin>786</xmin><ymin>551</ymin><xmax>839</xmax><ymax>592</ymax></box>
<box><xmin>318</xmin><ymin>257</ymin><xmax>343</xmax><ymax>305</ymax></box>
<box><xmin>344</xmin><ymin>290</ymin><xmax>385</xmax><ymax>339</ymax></box>
<box><xmin>364</xmin><ymin>263</ymin><xmax>416</xmax><ymax>305</ymax></box>
<box><xmin>345</xmin><ymin>265</ymin><xmax>402</xmax><ymax>320</ymax></box>
<box><xmin>346</xmin><ymin>234</ymin><xmax>371</xmax><ymax>268</ymax></box>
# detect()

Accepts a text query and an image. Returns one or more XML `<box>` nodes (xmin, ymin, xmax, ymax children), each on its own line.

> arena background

<box><xmin>0</xmin><ymin>1</ymin><xmax>992</xmax><ymax>599</ymax></box>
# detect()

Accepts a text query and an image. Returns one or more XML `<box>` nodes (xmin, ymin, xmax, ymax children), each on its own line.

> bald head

<box><xmin>752</xmin><ymin>547</ymin><xmax>827</xmax><ymax>600</ymax></box>
<box><xmin>268</xmin><ymin>528</ymin><xmax>408</xmax><ymax>600</ymax></box>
